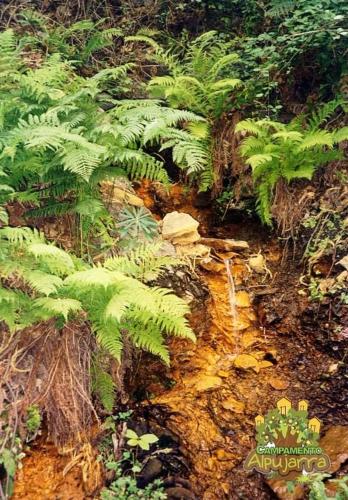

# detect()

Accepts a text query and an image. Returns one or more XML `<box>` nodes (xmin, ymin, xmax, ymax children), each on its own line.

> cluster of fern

<box><xmin>0</xmin><ymin>28</ymin><xmax>207</xmax><ymax>238</ymax></box>
<box><xmin>0</xmin><ymin>225</ymin><xmax>195</xmax><ymax>365</ymax></box>
<box><xmin>128</xmin><ymin>30</ymin><xmax>243</xmax><ymax>190</ymax></box>
<box><xmin>236</xmin><ymin>100</ymin><xmax>348</xmax><ymax>224</ymax></box>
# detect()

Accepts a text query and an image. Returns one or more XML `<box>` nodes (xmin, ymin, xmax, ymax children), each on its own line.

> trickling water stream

<box><xmin>223</xmin><ymin>258</ymin><xmax>238</xmax><ymax>332</ymax></box>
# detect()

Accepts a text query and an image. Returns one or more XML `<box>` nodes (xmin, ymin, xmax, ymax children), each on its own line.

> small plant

<box><xmin>288</xmin><ymin>472</ymin><xmax>348</xmax><ymax>499</ymax></box>
<box><xmin>0</xmin><ymin>427</ymin><xmax>25</xmax><ymax>498</ymax></box>
<box><xmin>26</xmin><ymin>404</ymin><xmax>41</xmax><ymax>438</ymax></box>
<box><xmin>125</xmin><ymin>429</ymin><xmax>159</xmax><ymax>451</ymax></box>
<box><xmin>117</xmin><ymin>207</ymin><xmax>158</xmax><ymax>244</ymax></box>
<box><xmin>100</xmin><ymin>452</ymin><xmax>166</xmax><ymax>500</ymax></box>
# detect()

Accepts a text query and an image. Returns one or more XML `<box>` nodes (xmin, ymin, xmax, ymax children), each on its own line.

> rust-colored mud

<box><xmin>151</xmin><ymin>255</ymin><xmax>284</xmax><ymax>498</ymax></box>
<box><xmin>149</xmin><ymin>235</ymin><xmax>344</xmax><ymax>499</ymax></box>
<box><xmin>13</xmin><ymin>441</ymin><xmax>101</xmax><ymax>500</ymax></box>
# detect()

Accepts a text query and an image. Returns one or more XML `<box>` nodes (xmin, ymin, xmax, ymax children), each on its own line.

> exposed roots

<box><xmin>0</xmin><ymin>319</ymin><xmax>97</xmax><ymax>447</ymax></box>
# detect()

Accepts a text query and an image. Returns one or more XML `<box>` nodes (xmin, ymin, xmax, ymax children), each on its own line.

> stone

<box><xmin>319</xmin><ymin>278</ymin><xmax>335</xmax><ymax>293</ymax></box>
<box><xmin>222</xmin><ymin>397</ymin><xmax>245</xmax><ymax>413</ymax></box>
<box><xmin>113</xmin><ymin>187</ymin><xmax>144</xmax><ymax>207</ymax></box>
<box><xmin>235</xmin><ymin>291</ymin><xmax>251</xmax><ymax>308</ymax></box>
<box><xmin>176</xmin><ymin>244</ymin><xmax>210</xmax><ymax>258</ymax></box>
<box><xmin>171</xmin><ymin>231</ymin><xmax>200</xmax><ymax>246</ymax></box>
<box><xmin>268</xmin><ymin>377</ymin><xmax>290</xmax><ymax>390</ymax></box>
<box><xmin>336</xmin><ymin>270</ymin><xmax>348</xmax><ymax>283</ymax></box>
<box><xmin>164</xmin><ymin>487</ymin><xmax>195</xmax><ymax>499</ymax></box>
<box><xmin>139</xmin><ymin>458</ymin><xmax>163</xmax><ymax>486</ymax></box>
<box><xmin>199</xmin><ymin>258</ymin><xmax>226</xmax><ymax>273</ymax></box>
<box><xmin>234</xmin><ymin>354</ymin><xmax>259</xmax><ymax>372</ymax></box>
<box><xmin>241</xmin><ymin>330</ymin><xmax>262</xmax><ymax>348</ymax></box>
<box><xmin>101</xmin><ymin>181</ymin><xmax>144</xmax><ymax>207</ymax></box>
<box><xmin>155</xmin><ymin>240</ymin><xmax>177</xmax><ymax>257</ymax></box>
<box><xmin>337</xmin><ymin>255</ymin><xmax>348</xmax><ymax>271</ymax></box>
<box><xmin>200</xmin><ymin>237</ymin><xmax>249</xmax><ymax>252</ymax></box>
<box><xmin>194</xmin><ymin>375</ymin><xmax>222</xmax><ymax>392</ymax></box>
<box><xmin>162</xmin><ymin>212</ymin><xmax>199</xmax><ymax>241</ymax></box>
<box><xmin>248</xmin><ymin>253</ymin><xmax>266</xmax><ymax>274</ymax></box>
<box><xmin>258</xmin><ymin>360</ymin><xmax>273</xmax><ymax>369</ymax></box>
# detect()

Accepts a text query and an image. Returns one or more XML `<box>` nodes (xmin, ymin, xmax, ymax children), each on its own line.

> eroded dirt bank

<box><xmin>12</xmin><ymin>189</ymin><xmax>348</xmax><ymax>499</ymax></box>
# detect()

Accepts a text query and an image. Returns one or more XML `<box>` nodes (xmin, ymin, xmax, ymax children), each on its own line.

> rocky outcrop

<box><xmin>160</xmin><ymin>211</ymin><xmax>209</xmax><ymax>259</ymax></box>
<box><xmin>162</xmin><ymin>211</ymin><xmax>200</xmax><ymax>244</ymax></box>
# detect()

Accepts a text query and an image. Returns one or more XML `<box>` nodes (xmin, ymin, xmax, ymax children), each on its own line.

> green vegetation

<box><xmin>0</xmin><ymin>2</ymin><xmax>347</xmax><ymax>498</ymax></box>
<box><xmin>236</xmin><ymin>101</ymin><xmax>348</xmax><ymax>224</ymax></box>
<box><xmin>0</xmin><ymin>227</ymin><xmax>194</xmax><ymax>364</ymax></box>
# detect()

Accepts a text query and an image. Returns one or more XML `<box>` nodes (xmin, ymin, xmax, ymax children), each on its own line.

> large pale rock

<box><xmin>176</xmin><ymin>244</ymin><xmax>210</xmax><ymax>258</ymax></box>
<box><xmin>162</xmin><ymin>212</ymin><xmax>199</xmax><ymax>242</ymax></box>
<box><xmin>171</xmin><ymin>231</ymin><xmax>200</xmax><ymax>245</ymax></box>
<box><xmin>199</xmin><ymin>237</ymin><xmax>249</xmax><ymax>252</ymax></box>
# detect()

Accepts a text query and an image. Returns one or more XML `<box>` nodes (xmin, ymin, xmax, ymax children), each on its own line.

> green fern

<box><xmin>92</xmin><ymin>363</ymin><xmax>115</xmax><ymax>413</ymax></box>
<box><xmin>236</xmin><ymin>103</ymin><xmax>348</xmax><ymax>224</ymax></box>
<box><xmin>128</xmin><ymin>31</ymin><xmax>243</xmax><ymax>190</ymax></box>
<box><xmin>0</xmin><ymin>227</ymin><xmax>195</xmax><ymax>364</ymax></box>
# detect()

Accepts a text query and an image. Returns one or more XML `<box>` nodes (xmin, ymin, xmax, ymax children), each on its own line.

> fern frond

<box><xmin>94</xmin><ymin>321</ymin><xmax>123</xmax><ymax>360</ymax></box>
<box><xmin>33</xmin><ymin>297</ymin><xmax>82</xmax><ymax>320</ymax></box>
<box><xmin>297</xmin><ymin>130</ymin><xmax>333</xmax><ymax>151</ymax></box>
<box><xmin>23</xmin><ymin>270</ymin><xmax>63</xmax><ymax>296</ymax></box>
<box><xmin>28</xmin><ymin>243</ymin><xmax>75</xmax><ymax>276</ymax></box>
<box><xmin>92</xmin><ymin>365</ymin><xmax>115</xmax><ymax>412</ymax></box>
<box><xmin>308</xmin><ymin>99</ymin><xmax>343</xmax><ymax>130</ymax></box>
<box><xmin>333</xmin><ymin>126</ymin><xmax>348</xmax><ymax>144</ymax></box>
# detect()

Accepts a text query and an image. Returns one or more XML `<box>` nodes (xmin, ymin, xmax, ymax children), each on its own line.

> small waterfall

<box><xmin>224</xmin><ymin>258</ymin><xmax>238</xmax><ymax>324</ymax></box>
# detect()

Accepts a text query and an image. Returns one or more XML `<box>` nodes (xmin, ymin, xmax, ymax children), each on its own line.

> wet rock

<box><xmin>199</xmin><ymin>237</ymin><xmax>249</xmax><ymax>252</ymax></box>
<box><xmin>199</xmin><ymin>258</ymin><xmax>226</xmax><ymax>273</ymax></box>
<box><xmin>150</xmin><ymin>265</ymin><xmax>209</xmax><ymax>312</ymax></box>
<box><xmin>172</xmin><ymin>232</ymin><xmax>200</xmax><ymax>246</ymax></box>
<box><xmin>156</xmin><ymin>241</ymin><xmax>177</xmax><ymax>257</ymax></box>
<box><xmin>248</xmin><ymin>253</ymin><xmax>267</xmax><ymax>274</ymax></box>
<box><xmin>235</xmin><ymin>290</ymin><xmax>251</xmax><ymax>308</ymax></box>
<box><xmin>222</xmin><ymin>396</ymin><xmax>245</xmax><ymax>413</ymax></box>
<box><xmin>268</xmin><ymin>377</ymin><xmax>290</xmax><ymax>390</ymax></box>
<box><xmin>190</xmin><ymin>375</ymin><xmax>222</xmax><ymax>392</ymax></box>
<box><xmin>241</xmin><ymin>329</ymin><xmax>264</xmax><ymax>348</ymax></box>
<box><xmin>162</xmin><ymin>212</ymin><xmax>200</xmax><ymax>243</ymax></box>
<box><xmin>138</xmin><ymin>458</ymin><xmax>163</xmax><ymax>486</ymax></box>
<box><xmin>101</xmin><ymin>180</ymin><xmax>144</xmax><ymax>207</ymax></box>
<box><xmin>234</xmin><ymin>354</ymin><xmax>259</xmax><ymax>372</ymax></box>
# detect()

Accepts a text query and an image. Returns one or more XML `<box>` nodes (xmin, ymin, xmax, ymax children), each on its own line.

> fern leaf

<box><xmin>333</xmin><ymin>126</ymin><xmax>348</xmax><ymax>144</ymax></box>
<box><xmin>28</xmin><ymin>243</ymin><xmax>75</xmax><ymax>275</ymax></box>
<box><xmin>92</xmin><ymin>366</ymin><xmax>115</xmax><ymax>412</ymax></box>
<box><xmin>297</xmin><ymin>130</ymin><xmax>333</xmax><ymax>151</ymax></box>
<box><xmin>23</xmin><ymin>270</ymin><xmax>63</xmax><ymax>296</ymax></box>
<box><xmin>246</xmin><ymin>154</ymin><xmax>274</xmax><ymax>169</ymax></box>
<box><xmin>34</xmin><ymin>297</ymin><xmax>82</xmax><ymax>320</ymax></box>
